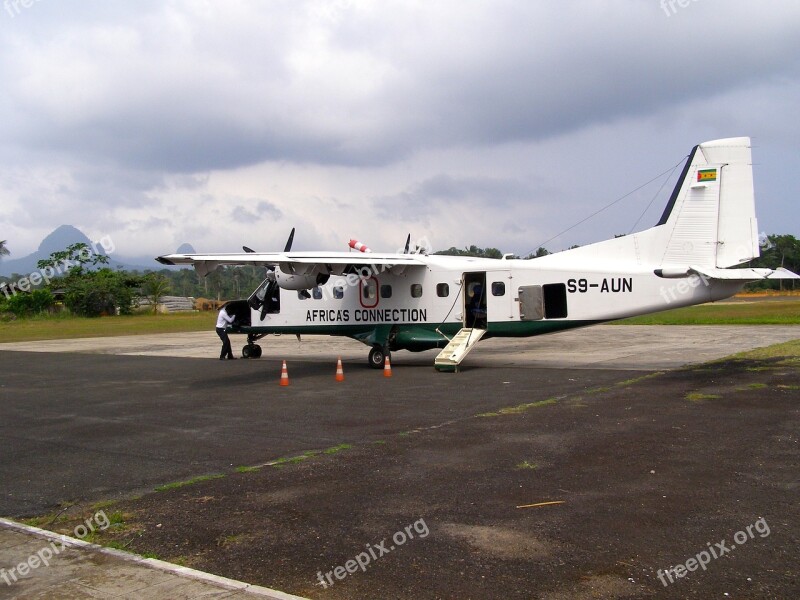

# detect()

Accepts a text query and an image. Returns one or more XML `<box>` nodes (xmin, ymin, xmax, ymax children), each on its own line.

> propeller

<box><xmin>284</xmin><ymin>227</ymin><xmax>295</xmax><ymax>252</ymax></box>
<box><xmin>242</xmin><ymin>227</ymin><xmax>296</xmax><ymax>321</ymax></box>
<box><xmin>403</xmin><ymin>233</ymin><xmax>411</xmax><ymax>254</ymax></box>
<box><xmin>244</xmin><ymin>227</ymin><xmax>294</xmax><ymax>256</ymax></box>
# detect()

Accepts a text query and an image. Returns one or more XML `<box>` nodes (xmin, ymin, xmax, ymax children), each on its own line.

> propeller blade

<box><xmin>404</xmin><ymin>234</ymin><xmax>411</xmax><ymax>254</ymax></box>
<box><xmin>260</xmin><ymin>281</ymin><xmax>276</xmax><ymax>321</ymax></box>
<box><xmin>284</xmin><ymin>228</ymin><xmax>295</xmax><ymax>252</ymax></box>
<box><xmin>246</xmin><ymin>225</ymin><xmax>293</xmax><ymax>254</ymax></box>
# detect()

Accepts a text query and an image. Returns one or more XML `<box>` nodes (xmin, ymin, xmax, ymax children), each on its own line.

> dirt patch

<box><xmin>439</xmin><ymin>523</ymin><xmax>555</xmax><ymax>560</ymax></box>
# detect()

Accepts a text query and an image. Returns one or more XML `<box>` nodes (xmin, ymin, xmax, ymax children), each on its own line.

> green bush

<box><xmin>64</xmin><ymin>270</ymin><xmax>140</xmax><ymax>317</ymax></box>
<box><xmin>4</xmin><ymin>289</ymin><xmax>55</xmax><ymax>317</ymax></box>
<box><xmin>33</xmin><ymin>243</ymin><xmax>142</xmax><ymax>317</ymax></box>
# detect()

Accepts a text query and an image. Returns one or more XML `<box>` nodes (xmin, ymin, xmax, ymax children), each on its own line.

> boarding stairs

<box><xmin>434</xmin><ymin>328</ymin><xmax>486</xmax><ymax>372</ymax></box>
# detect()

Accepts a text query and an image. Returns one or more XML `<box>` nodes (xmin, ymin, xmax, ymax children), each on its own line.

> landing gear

<box><xmin>242</xmin><ymin>333</ymin><xmax>266</xmax><ymax>359</ymax></box>
<box><xmin>368</xmin><ymin>345</ymin><xmax>389</xmax><ymax>369</ymax></box>
<box><xmin>242</xmin><ymin>344</ymin><xmax>262</xmax><ymax>359</ymax></box>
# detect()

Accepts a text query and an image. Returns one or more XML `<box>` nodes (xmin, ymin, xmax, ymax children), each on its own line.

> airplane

<box><xmin>157</xmin><ymin>137</ymin><xmax>799</xmax><ymax>371</ymax></box>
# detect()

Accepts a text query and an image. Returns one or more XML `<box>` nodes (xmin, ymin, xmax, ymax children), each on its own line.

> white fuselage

<box><xmin>247</xmin><ymin>254</ymin><xmax>743</xmax><ymax>348</ymax></box>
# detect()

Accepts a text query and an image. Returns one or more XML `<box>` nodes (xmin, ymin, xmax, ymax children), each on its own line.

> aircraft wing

<box><xmin>156</xmin><ymin>251</ymin><xmax>428</xmax><ymax>277</ymax></box>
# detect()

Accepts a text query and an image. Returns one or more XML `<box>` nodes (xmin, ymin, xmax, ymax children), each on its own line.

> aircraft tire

<box><xmin>242</xmin><ymin>344</ymin><xmax>263</xmax><ymax>359</ymax></box>
<box><xmin>368</xmin><ymin>345</ymin><xmax>388</xmax><ymax>369</ymax></box>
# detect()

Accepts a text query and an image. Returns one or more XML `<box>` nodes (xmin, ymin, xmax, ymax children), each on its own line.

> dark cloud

<box><xmin>374</xmin><ymin>173</ymin><xmax>543</xmax><ymax>222</ymax></box>
<box><xmin>0</xmin><ymin>1</ymin><xmax>798</xmax><ymax>256</ymax></box>
<box><xmin>1</xmin><ymin>2</ymin><xmax>798</xmax><ymax>173</ymax></box>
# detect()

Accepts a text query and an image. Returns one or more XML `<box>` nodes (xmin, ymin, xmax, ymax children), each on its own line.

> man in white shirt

<box><xmin>216</xmin><ymin>305</ymin><xmax>237</xmax><ymax>360</ymax></box>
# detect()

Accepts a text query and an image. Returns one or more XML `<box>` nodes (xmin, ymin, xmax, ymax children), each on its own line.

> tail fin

<box><xmin>657</xmin><ymin>137</ymin><xmax>759</xmax><ymax>269</ymax></box>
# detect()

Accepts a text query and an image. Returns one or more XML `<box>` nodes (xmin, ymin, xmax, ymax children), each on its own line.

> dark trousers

<box><xmin>216</xmin><ymin>327</ymin><xmax>233</xmax><ymax>359</ymax></box>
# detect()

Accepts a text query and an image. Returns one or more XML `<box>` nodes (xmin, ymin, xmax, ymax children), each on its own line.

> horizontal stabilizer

<box><xmin>689</xmin><ymin>266</ymin><xmax>800</xmax><ymax>281</ymax></box>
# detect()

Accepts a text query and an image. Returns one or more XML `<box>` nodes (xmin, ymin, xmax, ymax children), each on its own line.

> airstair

<box><xmin>434</xmin><ymin>328</ymin><xmax>486</xmax><ymax>372</ymax></box>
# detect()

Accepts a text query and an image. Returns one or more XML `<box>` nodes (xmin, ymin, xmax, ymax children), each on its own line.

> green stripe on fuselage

<box><xmin>235</xmin><ymin>320</ymin><xmax>602</xmax><ymax>351</ymax></box>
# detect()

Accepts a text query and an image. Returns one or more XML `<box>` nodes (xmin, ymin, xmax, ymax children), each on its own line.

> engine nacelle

<box><xmin>274</xmin><ymin>269</ymin><xmax>330</xmax><ymax>291</ymax></box>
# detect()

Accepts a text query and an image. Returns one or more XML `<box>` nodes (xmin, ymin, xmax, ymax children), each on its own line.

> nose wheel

<box><xmin>368</xmin><ymin>345</ymin><xmax>389</xmax><ymax>369</ymax></box>
<box><xmin>242</xmin><ymin>344</ymin><xmax>262</xmax><ymax>359</ymax></box>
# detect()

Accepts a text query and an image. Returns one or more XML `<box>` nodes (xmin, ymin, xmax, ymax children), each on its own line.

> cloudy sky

<box><xmin>1</xmin><ymin>0</ymin><xmax>798</xmax><ymax>261</ymax></box>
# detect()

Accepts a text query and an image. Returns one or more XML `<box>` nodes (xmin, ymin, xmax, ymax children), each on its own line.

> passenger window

<box><xmin>333</xmin><ymin>287</ymin><xmax>344</xmax><ymax>299</ymax></box>
<box><xmin>312</xmin><ymin>287</ymin><xmax>323</xmax><ymax>300</ymax></box>
<box><xmin>491</xmin><ymin>282</ymin><xmax>506</xmax><ymax>296</ymax></box>
<box><xmin>411</xmin><ymin>284</ymin><xmax>423</xmax><ymax>298</ymax></box>
<box><xmin>363</xmin><ymin>279</ymin><xmax>377</xmax><ymax>299</ymax></box>
<box><xmin>380</xmin><ymin>284</ymin><xmax>392</xmax><ymax>299</ymax></box>
<box><xmin>436</xmin><ymin>283</ymin><xmax>449</xmax><ymax>297</ymax></box>
<box><xmin>297</xmin><ymin>291</ymin><xmax>307</xmax><ymax>300</ymax></box>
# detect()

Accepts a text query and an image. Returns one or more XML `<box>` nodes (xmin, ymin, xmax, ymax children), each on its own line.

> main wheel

<box><xmin>368</xmin><ymin>345</ymin><xmax>388</xmax><ymax>369</ymax></box>
<box><xmin>242</xmin><ymin>344</ymin><xmax>263</xmax><ymax>359</ymax></box>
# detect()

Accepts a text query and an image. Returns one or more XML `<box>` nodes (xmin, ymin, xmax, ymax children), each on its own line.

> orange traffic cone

<box><xmin>335</xmin><ymin>357</ymin><xmax>345</xmax><ymax>382</ymax></box>
<box><xmin>383</xmin><ymin>356</ymin><xmax>392</xmax><ymax>378</ymax></box>
<box><xmin>279</xmin><ymin>360</ymin><xmax>290</xmax><ymax>386</ymax></box>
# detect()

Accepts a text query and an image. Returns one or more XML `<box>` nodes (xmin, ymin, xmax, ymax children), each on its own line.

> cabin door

<box><xmin>463</xmin><ymin>270</ymin><xmax>512</xmax><ymax>330</ymax></box>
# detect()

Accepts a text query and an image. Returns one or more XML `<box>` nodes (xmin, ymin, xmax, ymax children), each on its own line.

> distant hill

<box><xmin>0</xmin><ymin>225</ymin><xmax>176</xmax><ymax>277</ymax></box>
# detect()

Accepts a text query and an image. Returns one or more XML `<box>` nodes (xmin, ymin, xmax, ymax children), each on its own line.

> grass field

<box><xmin>0</xmin><ymin>299</ymin><xmax>798</xmax><ymax>343</ymax></box>
<box><xmin>617</xmin><ymin>300</ymin><xmax>800</xmax><ymax>325</ymax></box>
<box><xmin>0</xmin><ymin>312</ymin><xmax>211</xmax><ymax>343</ymax></box>
<box><xmin>729</xmin><ymin>338</ymin><xmax>800</xmax><ymax>360</ymax></box>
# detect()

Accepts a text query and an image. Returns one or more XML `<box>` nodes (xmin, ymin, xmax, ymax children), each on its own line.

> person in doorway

<box><xmin>216</xmin><ymin>305</ymin><xmax>237</xmax><ymax>360</ymax></box>
<box><xmin>468</xmin><ymin>283</ymin><xmax>487</xmax><ymax>328</ymax></box>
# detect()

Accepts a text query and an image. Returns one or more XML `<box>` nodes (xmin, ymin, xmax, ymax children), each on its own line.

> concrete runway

<box><xmin>0</xmin><ymin>325</ymin><xmax>798</xmax><ymax>598</ymax></box>
<box><xmin>0</xmin><ymin>352</ymin><xmax>637</xmax><ymax>519</ymax></box>
<box><xmin>1</xmin><ymin>325</ymin><xmax>797</xmax><ymax>518</ymax></box>
<box><xmin>2</xmin><ymin>324</ymin><xmax>799</xmax><ymax>369</ymax></box>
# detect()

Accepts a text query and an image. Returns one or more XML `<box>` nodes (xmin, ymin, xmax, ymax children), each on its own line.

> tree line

<box><xmin>744</xmin><ymin>234</ymin><xmax>800</xmax><ymax>290</ymax></box>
